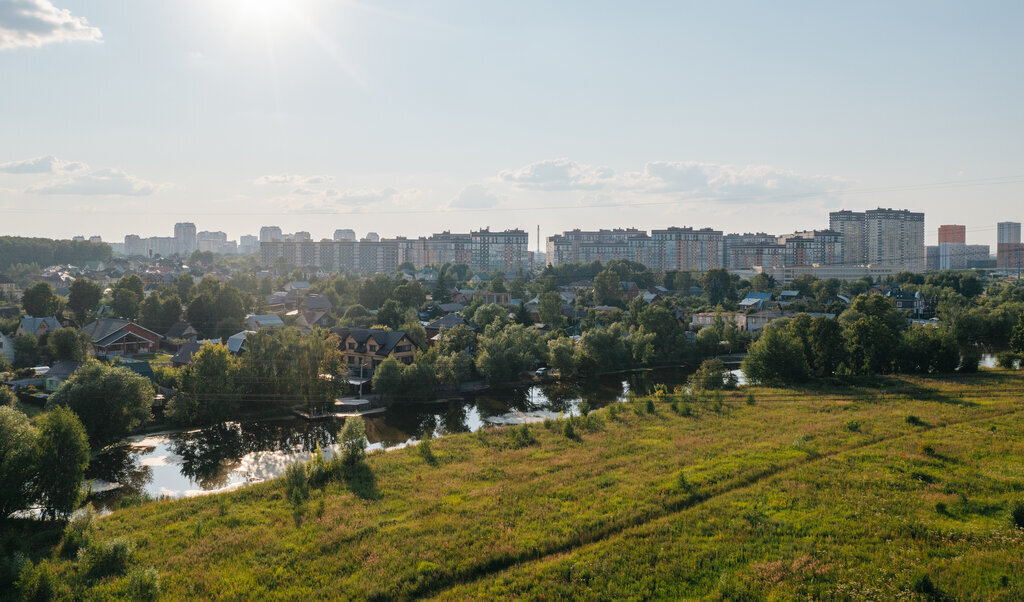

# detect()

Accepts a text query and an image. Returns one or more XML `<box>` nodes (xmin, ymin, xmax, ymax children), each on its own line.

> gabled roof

<box><xmin>171</xmin><ymin>340</ymin><xmax>202</xmax><ymax>365</ymax></box>
<box><xmin>426</xmin><ymin>314</ymin><xmax>470</xmax><ymax>332</ymax></box>
<box><xmin>304</xmin><ymin>294</ymin><xmax>333</xmax><ymax>311</ymax></box>
<box><xmin>46</xmin><ymin>360</ymin><xmax>84</xmax><ymax>381</ymax></box>
<box><xmin>437</xmin><ymin>303</ymin><xmax>465</xmax><ymax>314</ymax></box>
<box><xmin>81</xmin><ymin>318</ymin><xmax>161</xmax><ymax>345</ymax></box>
<box><xmin>742</xmin><ymin>292</ymin><xmax>773</xmax><ymax>301</ymax></box>
<box><xmin>247</xmin><ymin>314</ymin><xmax>285</xmax><ymax>329</ymax></box>
<box><xmin>19</xmin><ymin>316</ymin><xmax>61</xmax><ymax>335</ymax></box>
<box><xmin>227</xmin><ymin>330</ymin><xmax>254</xmax><ymax>353</ymax></box>
<box><xmin>164</xmin><ymin>321</ymin><xmax>198</xmax><ymax>340</ymax></box>
<box><xmin>117</xmin><ymin>358</ymin><xmax>156</xmax><ymax>380</ymax></box>
<box><xmin>333</xmin><ymin>327</ymin><xmax>412</xmax><ymax>356</ymax></box>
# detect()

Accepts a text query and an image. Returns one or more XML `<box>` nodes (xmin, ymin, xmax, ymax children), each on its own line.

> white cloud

<box><xmin>449</xmin><ymin>184</ymin><xmax>502</xmax><ymax>209</ymax></box>
<box><xmin>499</xmin><ymin>158</ymin><xmax>844</xmax><ymax>202</ymax></box>
<box><xmin>255</xmin><ymin>174</ymin><xmax>334</xmax><ymax>185</ymax></box>
<box><xmin>0</xmin><ymin>155</ymin><xmax>84</xmax><ymax>174</ymax></box>
<box><xmin>290</xmin><ymin>186</ymin><xmax>422</xmax><ymax>213</ymax></box>
<box><xmin>0</xmin><ymin>0</ymin><xmax>102</xmax><ymax>50</ymax></box>
<box><xmin>498</xmin><ymin>158</ymin><xmax>615</xmax><ymax>191</ymax></box>
<box><xmin>28</xmin><ymin>168</ymin><xmax>157</xmax><ymax>196</ymax></box>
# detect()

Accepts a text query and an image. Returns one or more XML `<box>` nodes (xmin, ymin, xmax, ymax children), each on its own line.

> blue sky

<box><xmin>1</xmin><ymin>0</ymin><xmax>1022</xmax><ymax>248</ymax></box>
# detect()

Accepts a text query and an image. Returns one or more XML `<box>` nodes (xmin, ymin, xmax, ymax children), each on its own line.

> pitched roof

<box><xmin>164</xmin><ymin>321</ymin><xmax>198</xmax><ymax>340</ymax></box>
<box><xmin>426</xmin><ymin>314</ymin><xmax>469</xmax><ymax>331</ymax></box>
<box><xmin>303</xmin><ymin>294</ymin><xmax>333</xmax><ymax>311</ymax></box>
<box><xmin>247</xmin><ymin>314</ymin><xmax>284</xmax><ymax>328</ymax></box>
<box><xmin>19</xmin><ymin>316</ymin><xmax>61</xmax><ymax>334</ymax></box>
<box><xmin>46</xmin><ymin>360</ymin><xmax>84</xmax><ymax>380</ymax></box>
<box><xmin>227</xmin><ymin>330</ymin><xmax>254</xmax><ymax>353</ymax></box>
<box><xmin>171</xmin><ymin>340</ymin><xmax>202</xmax><ymax>365</ymax></box>
<box><xmin>80</xmin><ymin>318</ymin><xmax>160</xmax><ymax>345</ymax></box>
<box><xmin>333</xmin><ymin>327</ymin><xmax>412</xmax><ymax>356</ymax></box>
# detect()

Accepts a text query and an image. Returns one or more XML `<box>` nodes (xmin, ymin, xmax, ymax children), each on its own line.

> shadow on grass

<box><xmin>343</xmin><ymin>462</ymin><xmax>379</xmax><ymax>501</ymax></box>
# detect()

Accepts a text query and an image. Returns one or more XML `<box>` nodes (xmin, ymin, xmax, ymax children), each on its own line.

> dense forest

<box><xmin>0</xmin><ymin>237</ymin><xmax>112</xmax><ymax>273</ymax></box>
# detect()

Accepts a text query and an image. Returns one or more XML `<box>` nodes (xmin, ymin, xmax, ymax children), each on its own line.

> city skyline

<box><xmin>2</xmin><ymin>1</ymin><xmax>1024</xmax><ymax>246</ymax></box>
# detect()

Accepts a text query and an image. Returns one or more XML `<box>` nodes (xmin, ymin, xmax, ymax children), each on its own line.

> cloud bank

<box><xmin>0</xmin><ymin>155</ymin><xmax>84</xmax><ymax>174</ymax></box>
<box><xmin>0</xmin><ymin>0</ymin><xmax>102</xmax><ymax>50</ymax></box>
<box><xmin>27</xmin><ymin>168</ymin><xmax>157</xmax><ymax>196</ymax></box>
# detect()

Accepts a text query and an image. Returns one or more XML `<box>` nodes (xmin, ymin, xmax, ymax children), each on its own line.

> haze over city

<box><xmin>2</xmin><ymin>0</ymin><xmax>1023</xmax><ymax>247</ymax></box>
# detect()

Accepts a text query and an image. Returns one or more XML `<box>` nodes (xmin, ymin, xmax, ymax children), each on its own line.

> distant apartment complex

<box><xmin>997</xmin><ymin>221</ymin><xmax>1023</xmax><ymax>271</ymax></box>
<box><xmin>828</xmin><ymin>208</ymin><xmax>925</xmax><ymax>271</ymax></box>
<box><xmin>546</xmin><ymin>227</ymin><xmax>842</xmax><ymax>271</ymax></box>
<box><xmin>260</xmin><ymin>228</ymin><xmax>529</xmax><ymax>274</ymax></box>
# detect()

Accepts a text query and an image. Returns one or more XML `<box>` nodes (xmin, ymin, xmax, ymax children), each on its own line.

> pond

<box><xmin>87</xmin><ymin>368</ymin><xmax>696</xmax><ymax>511</ymax></box>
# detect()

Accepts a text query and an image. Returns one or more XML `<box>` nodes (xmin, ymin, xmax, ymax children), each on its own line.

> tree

<box><xmin>48</xmin><ymin>362</ymin><xmax>153</xmax><ymax>447</ymax></box>
<box><xmin>701</xmin><ymin>269</ymin><xmax>734</xmax><ymax>305</ymax></box>
<box><xmin>141</xmin><ymin>292</ymin><xmax>182</xmax><ymax>335</ymax></box>
<box><xmin>172</xmin><ymin>344</ymin><xmax>242</xmax><ymax>425</ymax></box>
<box><xmin>845</xmin><ymin>316</ymin><xmax>900</xmax><ymax>375</ymax></box>
<box><xmin>741</xmin><ymin>325</ymin><xmax>809</xmax><ymax>385</ymax></box>
<box><xmin>433</xmin><ymin>271</ymin><xmax>454</xmax><ymax>304</ymax></box>
<box><xmin>111</xmin><ymin>287</ymin><xmax>141</xmax><ymax>320</ymax></box>
<box><xmin>475</xmin><ymin>323</ymin><xmax>545</xmax><ymax>385</ymax></box>
<box><xmin>47</xmin><ymin>327</ymin><xmax>92</xmax><ymax>361</ymax></box>
<box><xmin>174</xmin><ymin>274</ymin><xmax>196</xmax><ymax>303</ymax></box>
<box><xmin>393</xmin><ymin>281</ymin><xmax>427</xmax><ymax>309</ymax></box>
<box><xmin>808</xmin><ymin>317</ymin><xmax>846</xmax><ymax>377</ymax></box>
<box><xmin>67</xmin><ymin>278</ymin><xmax>102</xmax><ymax>321</ymax></box>
<box><xmin>358</xmin><ymin>275</ymin><xmax>398</xmax><ymax>310</ymax></box>
<box><xmin>1011</xmin><ymin>313</ymin><xmax>1024</xmax><ymax>354</ymax></box>
<box><xmin>115</xmin><ymin>274</ymin><xmax>145</xmax><ymax>299</ymax></box>
<box><xmin>339</xmin><ymin>415</ymin><xmax>367</xmax><ymax>464</ymax></box>
<box><xmin>375</xmin><ymin>300</ymin><xmax>406</xmax><ymax>330</ymax></box>
<box><xmin>689</xmin><ymin>358</ymin><xmax>733</xmax><ymax>391</ymax></box>
<box><xmin>593</xmin><ymin>269</ymin><xmax>620</xmax><ymax>306</ymax></box>
<box><xmin>22</xmin><ymin>282</ymin><xmax>57</xmax><ymax>317</ymax></box>
<box><xmin>0</xmin><ymin>406</ymin><xmax>38</xmax><ymax>518</ymax></box>
<box><xmin>34</xmin><ymin>406</ymin><xmax>89</xmax><ymax>519</ymax></box>
<box><xmin>436</xmin><ymin>324</ymin><xmax>476</xmax><ymax>355</ymax></box>
<box><xmin>538</xmin><ymin>291</ymin><xmax>565</xmax><ymax>329</ymax></box>
<box><xmin>341</xmin><ymin>304</ymin><xmax>372</xmax><ymax>327</ymax></box>
<box><xmin>0</xmin><ymin>386</ymin><xmax>15</xmax><ymax>407</ymax></box>
<box><xmin>472</xmin><ymin>304</ymin><xmax>507</xmax><ymax>330</ymax></box>
<box><xmin>900</xmin><ymin>326</ymin><xmax>959</xmax><ymax>374</ymax></box>
<box><xmin>13</xmin><ymin>334</ymin><xmax>39</xmax><ymax>368</ymax></box>
<box><xmin>547</xmin><ymin>336</ymin><xmax>578</xmax><ymax>377</ymax></box>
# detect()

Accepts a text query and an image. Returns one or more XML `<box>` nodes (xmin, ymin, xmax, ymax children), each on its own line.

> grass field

<box><xmin>8</xmin><ymin>370</ymin><xmax>1024</xmax><ymax>599</ymax></box>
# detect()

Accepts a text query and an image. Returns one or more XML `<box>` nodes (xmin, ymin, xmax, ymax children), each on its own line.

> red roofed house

<box><xmin>80</xmin><ymin>318</ymin><xmax>162</xmax><ymax>357</ymax></box>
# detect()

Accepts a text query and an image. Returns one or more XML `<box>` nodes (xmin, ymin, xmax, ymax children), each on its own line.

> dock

<box><xmin>292</xmin><ymin>398</ymin><xmax>386</xmax><ymax>421</ymax></box>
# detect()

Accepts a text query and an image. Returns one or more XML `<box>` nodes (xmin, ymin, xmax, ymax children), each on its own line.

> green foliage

<box><xmin>185</xmin><ymin>278</ymin><xmax>249</xmax><ymax>339</ymax></box>
<box><xmin>418</xmin><ymin>438</ymin><xmax>438</xmax><ymax>466</ymax></box>
<box><xmin>13</xmin><ymin>334</ymin><xmax>39</xmax><ymax>368</ymax></box>
<box><xmin>742</xmin><ymin>325</ymin><xmax>809</xmax><ymax>385</ymax></box>
<box><xmin>562</xmin><ymin>418</ymin><xmax>579</xmax><ymax>441</ymax></box>
<box><xmin>0</xmin><ymin>406</ymin><xmax>38</xmax><ymax>518</ymax></box>
<box><xmin>284</xmin><ymin>461</ymin><xmax>311</xmax><ymax>508</ymax></box>
<box><xmin>48</xmin><ymin>362</ymin><xmax>153</xmax><ymax>447</ymax></box>
<box><xmin>899</xmin><ymin>326</ymin><xmax>959</xmax><ymax>374</ymax></box>
<box><xmin>239</xmin><ymin>328</ymin><xmax>344</xmax><ymax>409</ymax></box>
<box><xmin>689</xmin><ymin>358</ymin><xmax>731</xmax><ymax>391</ymax></box>
<box><xmin>340</xmin><ymin>416</ymin><xmax>368</xmax><ymax>465</ymax></box>
<box><xmin>0</xmin><ymin>386</ymin><xmax>16</xmax><ymax>407</ymax></box>
<box><xmin>1011</xmin><ymin>313</ymin><xmax>1024</xmax><ymax>354</ymax></box>
<box><xmin>475</xmin><ymin>322</ymin><xmax>545</xmax><ymax>385</ymax></box>
<box><xmin>508</xmin><ymin>424</ymin><xmax>537</xmax><ymax>449</ymax></box>
<box><xmin>126</xmin><ymin>567</ymin><xmax>162</xmax><ymax>601</ymax></box>
<box><xmin>1011</xmin><ymin>501</ymin><xmax>1024</xmax><ymax>529</ymax></box>
<box><xmin>21</xmin><ymin>282</ymin><xmax>58</xmax><ymax>317</ymax></box>
<box><xmin>593</xmin><ymin>268</ymin><xmax>621</xmax><ymax>307</ymax></box>
<box><xmin>60</xmin><ymin>505</ymin><xmax>97</xmax><ymax>558</ymax></box>
<box><xmin>538</xmin><ymin>291</ymin><xmax>565</xmax><ymax>328</ymax></box>
<box><xmin>46</xmin><ymin>327</ymin><xmax>91</xmax><ymax>361</ymax></box>
<box><xmin>111</xmin><ymin>287</ymin><xmax>141</xmax><ymax>320</ymax></box>
<box><xmin>78</xmin><ymin>537</ymin><xmax>135</xmax><ymax>581</ymax></box>
<box><xmin>0</xmin><ymin>236</ymin><xmax>111</xmax><ymax>272</ymax></box>
<box><xmin>67</xmin><ymin>278</ymin><xmax>102</xmax><ymax>321</ymax></box>
<box><xmin>171</xmin><ymin>344</ymin><xmax>243</xmax><ymax>425</ymax></box>
<box><xmin>995</xmin><ymin>351</ymin><xmax>1020</xmax><ymax>370</ymax></box>
<box><xmin>700</xmin><ymin>268</ymin><xmax>734</xmax><ymax>305</ymax></box>
<box><xmin>140</xmin><ymin>291</ymin><xmax>182</xmax><ymax>335</ymax></box>
<box><xmin>34</xmin><ymin>407</ymin><xmax>89</xmax><ymax>519</ymax></box>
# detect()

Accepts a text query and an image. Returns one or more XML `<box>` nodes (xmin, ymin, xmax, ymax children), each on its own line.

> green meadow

<box><xmin>9</xmin><ymin>371</ymin><xmax>1024</xmax><ymax>600</ymax></box>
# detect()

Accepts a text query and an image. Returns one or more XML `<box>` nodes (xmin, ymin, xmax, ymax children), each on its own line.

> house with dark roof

<box><xmin>80</xmin><ymin>318</ymin><xmax>161</xmax><ymax>357</ymax></box>
<box><xmin>164</xmin><ymin>321</ymin><xmax>198</xmax><ymax>343</ymax></box>
<box><xmin>425</xmin><ymin>314</ymin><xmax>474</xmax><ymax>344</ymax></box>
<box><xmin>332</xmin><ymin>327</ymin><xmax>418</xmax><ymax>371</ymax></box>
<box><xmin>170</xmin><ymin>340</ymin><xmax>221</xmax><ymax>366</ymax></box>
<box><xmin>246</xmin><ymin>313</ymin><xmax>285</xmax><ymax>330</ymax></box>
<box><xmin>619</xmin><ymin>281</ymin><xmax>641</xmax><ymax>300</ymax></box>
<box><xmin>303</xmin><ymin>294</ymin><xmax>333</xmax><ymax>312</ymax></box>
<box><xmin>15</xmin><ymin>316</ymin><xmax>62</xmax><ymax>339</ymax></box>
<box><xmin>45</xmin><ymin>360</ymin><xmax>84</xmax><ymax>392</ymax></box>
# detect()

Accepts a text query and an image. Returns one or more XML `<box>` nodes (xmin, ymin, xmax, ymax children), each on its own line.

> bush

<box><xmin>935</xmin><ymin>501</ymin><xmax>949</xmax><ymax>515</ymax></box>
<box><xmin>283</xmin><ymin>461</ymin><xmax>310</xmax><ymax>508</ymax></box>
<box><xmin>745</xmin><ymin>391</ymin><xmax>756</xmax><ymax>405</ymax></box>
<box><xmin>126</xmin><ymin>567</ymin><xmax>161</xmax><ymax>601</ymax></box>
<box><xmin>919</xmin><ymin>443</ymin><xmax>936</xmax><ymax>456</ymax></box>
<box><xmin>417</xmin><ymin>438</ymin><xmax>437</xmax><ymax>466</ymax></box>
<box><xmin>562</xmin><ymin>419</ymin><xmax>579</xmax><ymax>441</ymax></box>
<box><xmin>645</xmin><ymin>399</ymin><xmax>655</xmax><ymax>414</ymax></box>
<box><xmin>339</xmin><ymin>416</ymin><xmax>368</xmax><ymax>465</ymax></box>
<box><xmin>60</xmin><ymin>504</ymin><xmax>97</xmax><ymax>558</ymax></box>
<box><xmin>675</xmin><ymin>471</ymin><xmax>694</xmax><ymax>494</ymax></box>
<box><xmin>958</xmin><ymin>346</ymin><xmax>981</xmax><ymax>373</ymax></box>
<box><xmin>78</xmin><ymin>537</ymin><xmax>135</xmax><ymax>581</ymax></box>
<box><xmin>905</xmin><ymin>415</ymin><xmax>924</xmax><ymax>426</ymax></box>
<box><xmin>845</xmin><ymin>420</ymin><xmax>861</xmax><ymax>432</ymax></box>
<box><xmin>577</xmin><ymin>401</ymin><xmax>591</xmax><ymax>416</ymax></box>
<box><xmin>996</xmin><ymin>351</ymin><xmax>1019</xmax><ymax>370</ymax></box>
<box><xmin>1012</xmin><ymin>501</ymin><xmax>1024</xmax><ymax>530</ymax></box>
<box><xmin>16</xmin><ymin>561</ymin><xmax>68</xmax><ymax>601</ymax></box>
<box><xmin>509</xmin><ymin>424</ymin><xmax>537</xmax><ymax>449</ymax></box>
<box><xmin>0</xmin><ymin>386</ymin><xmax>15</xmax><ymax>407</ymax></box>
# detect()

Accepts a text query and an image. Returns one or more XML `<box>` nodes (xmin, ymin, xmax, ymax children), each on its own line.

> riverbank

<box><xmin>10</xmin><ymin>370</ymin><xmax>1024</xmax><ymax>598</ymax></box>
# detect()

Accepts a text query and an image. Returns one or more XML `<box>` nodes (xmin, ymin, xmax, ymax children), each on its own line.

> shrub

<box><xmin>339</xmin><ymin>416</ymin><xmax>368</xmax><ymax>465</ymax></box>
<box><xmin>919</xmin><ymin>443</ymin><xmax>936</xmax><ymax>456</ymax></box>
<box><xmin>578</xmin><ymin>401</ymin><xmax>591</xmax><ymax>416</ymax></box>
<box><xmin>905</xmin><ymin>414</ymin><xmax>923</xmax><ymax>426</ymax></box>
<box><xmin>78</xmin><ymin>537</ymin><xmax>135</xmax><ymax>581</ymax></box>
<box><xmin>675</xmin><ymin>471</ymin><xmax>694</xmax><ymax>494</ymax></box>
<box><xmin>679</xmin><ymin>403</ymin><xmax>693</xmax><ymax>417</ymax></box>
<box><xmin>562</xmin><ymin>419</ymin><xmax>579</xmax><ymax>441</ymax></box>
<box><xmin>16</xmin><ymin>561</ymin><xmax>68</xmax><ymax>601</ymax></box>
<box><xmin>845</xmin><ymin>420</ymin><xmax>861</xmax><ymax>432</ymax></box>
<box><xmin>1012</xmin><ymin>501</ymin><xmax>1024</xmax><ymax>530</ymax></box>
<box><xmin>645</xmin><ymin>399</ymin><xmax>655</xmax><ymax>414</ymax></box>
<box><xmin>283</xmin><ymin>461</ymin><xmax>310</xmax><ymax>508</ymax></box>
<box><xmin>935</xmin><ymin>501</ymin><xmax>949</xmax><ymax>515</ymax></box>
<box><xmin>996</xmin><ymin>351</ymin><xmax>1019</xmax><ymax>370</ymax></box>
<box><xmin>911</xmin><ymin>573</ymin><xmax>937</xmax><ymax>596</ymax></box>
<box><xmin>745</xmin><ymin>391</ymin><xmax>756</xmax><ymax>405</ymax></box>
<box><xmin>509</xmin><ymin>424</ymin><xmax>537</xmax><ymax>449</ymax></box>
<box><xmin>60</xmin><ymin>504</ymin><xmax>97</xmax><ymax>558</ymax></box>
<box><xmin>126</xmin><ymin>567</ymin><xmax>161</xmax><ymax>601</ymax></box>
<box><xmin>417</xmin><ymin>438</ymin><xmax>437</xmax><ymax>466</ymax></box>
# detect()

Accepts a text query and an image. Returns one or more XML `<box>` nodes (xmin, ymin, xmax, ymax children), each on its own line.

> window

<box><xmin>397</xmin><ymin>344</ymin><xmax>411</xmax><ymax>353</ymax></box>
<box><xmin>348</xmin><ymin>342</ymin><xmax>355</xmax><ymax>350</ymax></box>
<box><xmin>369</xmin><ymin>345</ymin><xmax>377</xmax><ymax>352</ymax></box>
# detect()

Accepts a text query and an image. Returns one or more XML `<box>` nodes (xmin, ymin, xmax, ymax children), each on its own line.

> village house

<box><xmin>15</xmin><ymin>316</ymin><xmax>62</xmax><ymax>339</ymax></box>
<box><xmin>246</xmin><ymin>313</ymin><xmax>285</xmax><ymax>330</ymax></box>
<box><xmin>0</xmin><ymin>331</ymin><xmax>15</xmax><ymax>365</ymax></box>
<box><xmin>80</xmin><ymin>318</ymin><xmax>162</xmax><ymax>357</ymax></box>
<box><xmin>425</xmin><ymin>314</ymin><xmax>474</xmax><ymax>345</ymax></box>
<box><xmin>332</xmin><ymin>327</ymin><xmax>418</xmax><ymax>371</ymax></box>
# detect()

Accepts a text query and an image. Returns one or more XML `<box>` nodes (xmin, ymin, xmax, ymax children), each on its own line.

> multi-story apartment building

<box><xmin>829</xmin><ymin>208</ymin><xmax>925</xmax><ymax>271</ymax></box>
<box><xmin>722</xmin><ymin>233</ymin><xmax>778</xmax><ymax>268</ymax></box>
<box><xmin>650</xmin><ymin>227</ymin><xmax>723</xmax><ymax>271</ymax></box>
<box><xmin>545</xmin><ymin>228</ymin><xmax>647</xmax><ymax>266</ymax></box>
<box><xmin>997</xmin><ymin>222</ymin><xmax>1023</xmax><ymax>270</ymax></box>
<box><xmin>938</xmin><ymin>224</ymin><xmax>966</xmax><ymax>244</ymax></box>
<box><xmin>333</xmin><ymin>229</ymin><xmax>356</xmax><ymax>242</ymax></box>
<box><xmin>260</xmin><ymin>228</ymin><xmax>528</xmax><ymax>274</ymax></box>
<box><xmin>260</xmin><ymin>226</ymin><xmax>283</xmax><ymax>243</ymax></box>
<box><xmin>174</xmin><ymin>222</ymin><xmax>197</xmax><ymax>256</ymax></box>
<box><xmin>196</xmin><ymin>231</ymin><xmax>228</xmax><ymax>253</ymax></box>
<box><xmin>778</xmin><ymin>230</ymin><xmax>843</xmax><ymax>267</ymax></box>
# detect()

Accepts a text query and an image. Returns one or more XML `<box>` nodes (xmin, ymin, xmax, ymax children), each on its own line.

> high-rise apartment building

<box><xmin>830</xmin><ymin>208</ymin><xmax>924</xmax><ymax>271</ymax></box>
<box><xmin>174</xmin><ymin>222</ymin><xmax>197</xmax><ymax>256</ymax></box>
<box><xmin>650</xmin><ymin>227</ymin><xmax>723</xmax><ymax>271</ymax></box>
<box><xmin>333</xmin><ymin>229</ymin><xmax>356</xmax><ymax>242</ymax></box>
<box><xmin>997</xmin><ymin>221</ymin><xmax>1023</xmax><ymax>270</ymax></box>
<box><xmin>260</xmin><ymin>226</ymin><xmax>283</xmax><ymax>243</ymax></box>
<box><xmin>937</xmin><ymin>224</ymin><xmax>966</xmax><ymax>244</ymax></box>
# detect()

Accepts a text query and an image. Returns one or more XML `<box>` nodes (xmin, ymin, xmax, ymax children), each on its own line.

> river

<box><xmin>87</xmin><ymin>368</ymin><xmax>709</xmax><ymax>511</ymax></box>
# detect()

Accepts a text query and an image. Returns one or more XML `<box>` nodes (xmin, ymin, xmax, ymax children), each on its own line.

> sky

<box><xmin>1</xmin><ymin>0</ymin><xmax>1023</xmax><ymax>249</ymax></box>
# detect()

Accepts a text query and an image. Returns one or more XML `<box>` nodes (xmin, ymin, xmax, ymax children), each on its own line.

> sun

<box><xmin>231</xmin><ymin>0</ymin><xmax>295</xmax><ymax>25</ymax></box>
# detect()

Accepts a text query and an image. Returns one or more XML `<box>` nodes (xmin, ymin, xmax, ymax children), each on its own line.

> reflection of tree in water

<box><xmin>169</xmin><ymin>420</ymin><xmax>343</xmax><ymax>490</ymax></box>
<box><xmin>86</xmin><ymin>443</ymin><xmax>154</xmax><ymax>508</ymax></box>
<box><xmin>440</xmin><ymin>404</ymin><xmax>470</xmax><ymax>434</ymax></box>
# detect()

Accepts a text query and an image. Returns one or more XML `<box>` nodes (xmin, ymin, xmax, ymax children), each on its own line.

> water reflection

<box><xmin>88</xmin><ymin>369</ymin><xmax>692</xmax><ymax>511</ymax></box>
